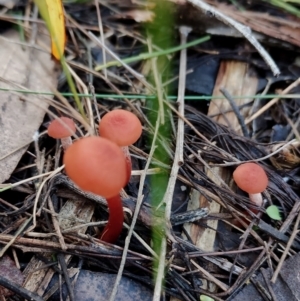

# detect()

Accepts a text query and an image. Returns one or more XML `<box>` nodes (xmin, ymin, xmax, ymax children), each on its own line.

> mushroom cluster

<box><xmin>61</xmin><ymin>110</ymin><xmax>142</xmax><ymax>243</ymax></box>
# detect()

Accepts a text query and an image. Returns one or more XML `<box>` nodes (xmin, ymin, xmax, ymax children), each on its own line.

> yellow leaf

<box><xmin>34</xmin><ymin>0</ymin><xmax>65</xmax><ymax>60</ymax></box>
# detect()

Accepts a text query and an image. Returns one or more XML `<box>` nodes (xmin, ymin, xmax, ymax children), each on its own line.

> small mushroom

<box><xmin>98</xmin><ymin>109</ymin><xmax>142</xmax><ymax>184</ymax></box>
<box><xmin>233</xmin><ymin>162</ymin><xmax>268</xmax><ymax>207</ymax></box>
<box><xmin>47</xmin><ymin>117</ymin><xmax>76</xmax><ymax>150</ymax></box>
<box><xmin>63</xmin><ymin>136</ymin><xmax>127</xmax><ymax>243</ymax></box>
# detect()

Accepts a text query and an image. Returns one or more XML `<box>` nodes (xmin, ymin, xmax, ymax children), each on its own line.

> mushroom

<box><xmin>98</xmin><ymin>109</ymin><xmax>142</xmax><ymax>184</ymax></box>
<box><xmin>63</xmin><ymin>136</ymin><xmax>127</xmax><ymax>243</ymax></box>
<box><xmin>48</xmin><ymin>117</ymin><xmax>76</xmax><ymax>150</ymax></box>
<box><xmin>233</xmin><ymin>162</ymin><xmax>268</xmax><ymax>208</ymax></box>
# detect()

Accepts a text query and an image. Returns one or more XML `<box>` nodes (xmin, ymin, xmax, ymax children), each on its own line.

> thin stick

<box><xmin>57</xmin><ymin>253</ymin><xmax>75</xmax><ymax>301</ymax></box>
<box><xmin>153</xmin><ymin>26</ymin><xmax>191</xmax><ymax>301</ymax></box>
<box><xmin>109</xmin><ymin>119</ymin><xmax>159</xmax><ymax>301</ymax></box>
<box><xmin>245</xmin><ymin>77</ymin><xmax>300</xmax><ymax>125</ymax></box>
<box><xmin>214</xmin><ymin>138</ymin><xmax>297</xmax><ymax>167</ymax></box>
<box><xmin>0</xmin><ymin>275</ymin><xmax>43</xmax><ymax>301</ymax></box>
<box><xmin>271</xmin><ymin>210</ymin><xmax>300</xmax><ymax>283</ymax></box>
<box><xmin>123</xmin><ymin>223</ymin><xmax>159</xmax><ymax>259</ymax></box>
<box><xmin>184</xmin><ymin>0</ymin><xmax>280</xmax><ymax>76</ymax></box>
<box><xmin>48</xmin><ymin>197</ymin><xmax>67</xmax><ymax>250</ymax></box>
<box><xmin>89</xmin><ymin>83</ymin><xmax>101</xmax><ymax>123</ymax></box>
<box><xmin>177</xmin><ymin>26</ymin><xmax>191</xmax><ymax>163</ymax></box>
<box><xmin>0</xmin><ymin>217</ymin><xmax>32</xmax><ymax>258</ymax></box>
<box><xmin>191</xmin><ymin>259</ymin><xmax>229</xmax><ymax>291</ymax></box>
<box><xmin>94</xmin><ymin>0</ymin><xmax>107</xmax><ymax>79</ymax></box>
<box><xmin>0</xmin><ymin>170</ymin><xmax>55</xmax><ymax>192</ymax></box>
<box><xmin>220</xmin><ymin>87</ymin><xmax>250</xmax><ymax>137</ymax></box>
<box><xmin>261</xmin><ymin>268</ymin><xmax>279</xmax><ymax>301</ymax></box>
<box><xmin>27</xmin><ymin>165</ymin><xmax>64</xmax><ymax>234</ymax></box>
<box><xmin>87</xmin><ymin>31</ymin><xmax>155</xmax><ymax>92</ymax></box>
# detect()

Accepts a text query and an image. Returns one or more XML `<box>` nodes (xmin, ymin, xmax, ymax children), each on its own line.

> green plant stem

<box><xmin>95</xmin><ymin>35</ymin><xmax>210</xmax><ymax>71</ymax></box>
<box><xmin>0</xmin><ymin>87</ymin><xmax>298</xmax><ymax>101</ymax></box>
<box><xmin>266</xmin><ymin>0</ymin><xmax>300</xmax><ymax>17</ymax></box>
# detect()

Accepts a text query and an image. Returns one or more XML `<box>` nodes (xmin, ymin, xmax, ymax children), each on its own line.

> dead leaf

<box><xmin>0</xmin><ymin>29</ymin><xmax>57</xmax><ymax>184</ymax></box>
<box><xmin>0</xmin><ymin>255</ymin><xmax>24</xmax><ymax>297</ymax></box>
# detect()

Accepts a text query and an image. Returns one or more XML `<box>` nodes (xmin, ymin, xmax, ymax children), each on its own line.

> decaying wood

<box><xmin>22</xmin><ymin>199</ymin><xmax>95</xmax><ymax>297</ymax></box>
<box><xmin>184</xmin><ymin>60</ymin><xmax>258</xmax><ymax>292</ymax></box>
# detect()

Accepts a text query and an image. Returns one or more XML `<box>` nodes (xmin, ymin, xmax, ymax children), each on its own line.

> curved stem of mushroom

<box><xmin>100</xmin><ymin>194</ymin><xmax>124</xmax><ymax>243</ymax></box>
<box><xmin>61</xmin><ymin>137</ymin><xmax>72</xmax><ymax>151</ymax></box>
<box><xmin>249</xmin><ymin>193</ymin><xmax>263</xmax><ymax>207</ymax></box>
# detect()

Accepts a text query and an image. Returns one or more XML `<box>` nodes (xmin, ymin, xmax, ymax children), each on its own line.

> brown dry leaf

<box><xmin>0</xmin><ymin>255</ymin><xmax>24</xmax><ymax>297</ymax></box>
<box><xmin>0</xmin><ymin>28</ymin><xmax>57</xmax><ymax>184</ymax></box>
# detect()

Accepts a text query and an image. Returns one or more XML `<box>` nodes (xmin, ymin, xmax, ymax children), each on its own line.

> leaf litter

<box><xmin>0</xmin><ymin>1</ymin><xmax>300</xmax><ymax>301</ymax></box>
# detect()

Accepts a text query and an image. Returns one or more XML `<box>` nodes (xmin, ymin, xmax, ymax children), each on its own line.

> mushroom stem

<box><xmin>100</xmin><ymin>195</ymin><xmax>124</xmax><ymax>243</ymax></box>
<box><xmin>122</xmin><ymin>146</ymin><xmax>132</xmax><ymax>185</ymax></box>
<box><xmin>61</xmin><ymin>137</ymin><xmax>72</xmax><ymax>151</ymax></box>
<box><xmin>249</xmin><ymin>193</ymin><xmax>263</xmax><ymax>207</ymax></box>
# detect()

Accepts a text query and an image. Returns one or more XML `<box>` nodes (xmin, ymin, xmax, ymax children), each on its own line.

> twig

<box><xmin>251</xmin><ymin>277</ymin><xmax>272</xmax><ymax>301</ymax></box>
<box><xmin>109</xmin><ymin>120</ymin><xmax>159</xmax><ymax>301</ymax></box>
<box><xmin>177</xmin><ymin>26</ymin><xmax>191</xmax><ymax>163</ymax></box>
<box><xmin>170</xmin><ymin>208</ymin><xmax>208</xmax><ymax>226</ymax></box>
<box><xmin>220</xmin><ymin>87</ymin><xmax>250</xmax><ymax>137</ymax></box>
<box><xmin>57</xmin><ymin>253</ymin><xmax>75</xmax><ymax>301</ymax></box>
<box><xmin>66</xmin><ymin>64</ymin><xmax>94</xmax><ymax>130</ymax></box>
<box><xmin>184</xmin><ymin>0</ymin><xmax>280</xmax><ymax>76</ymax></box>
<box><xmin>279</xmin><ymin>202</ymin><xmax>300</xmax><ymax>233</ymax></box>
<box><xmin>190</xmin><ymin>259</ymin><xmax>229</xmax><ymax>291</ymax></box>
<box><xmin>0</xmin><ymin>233</ymin><xmax>153</xmax><ymax>261</ymax></box>
<box><xmin>89</xmin><ymin>83</ymin><xmax>101</xmax><ymax>123</ymax></box>
<box><xmin>188</xmin><ymin>246</ymin><xmax>264</xmax><ymax>257</ymax></box>
<box><xmin>0</xmin><ymin>275</ymin><xmax>43</xmax><ymax>301</ymax></box>
<box><xmin>245</xmin><ymin>77</ymin><xmax>300</xmax><ymax>125</ymax></box>
<box><xmin>87</xmin><ymin>31</ymin><xmax>155</xmax><ymax>92</ymax></box>
<box><xmin>0</xmin><ymin>169</ymin><xmax>56</xmax><ymax>192</ymax></box>
<box><xmin>153</xmin><ymin>26</ymin><xmax>191</xmax><ymax>301</ymax></box>
<box><xmin>27</xmin><ymin>165</ymin><xmax>64</xmax><ymax>234</ymax></box>
<box><xmin>123</xmin><ymin>223</ymin><xmax>159</xmax><ymax>259</ymax></box>
<box><xmin>95</xmin><ymin>0</ymin><xmax>107</xmax><ymax>79</ymax></box>
<box><xmin>257</xmin><ymin>219</ymin><xmax>300</xmax><ymax>249</ymax></box>
<box><xmin>214</xmin><ymin>138</ymin><xmax>298</xmax><ymax>167</ymax></box>
<box><xmin>48</xmin><ymin>197</ymin><xmax>67</xmax><ymax>250</ymax></box>
<box><xmin>0</xmin><ymin>217</ymin><xmax>32</xmax><ymax>258</ymax></box>
<box><xmin>261</xmin><ymin>268</ymin><xmax>279</xmax><ymax>301</ymax></box>
<box><xmin>271</xmin><ymin>210</ymin><xmax>300</xmax><ymax>283</ymax></box>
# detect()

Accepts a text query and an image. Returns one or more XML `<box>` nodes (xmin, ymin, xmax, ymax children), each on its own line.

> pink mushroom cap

<box><xmin>63</xmin><ymin>136</ymin><xmax>127</xmax><ymax>198</ymax></box>
<box><xmin>48</xmin><ymin>117</ymin><xmax>76</xmax><ymax>139</ymax></box>
<box><xmin>233</xmin><ymin>162</ymin><xmax>268</xmax><ymax>194</ymax></box>
<box><xmin>98</xmin><ymin>109</ymin><xmax>142</xmax><ymax>147</ymax></box>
